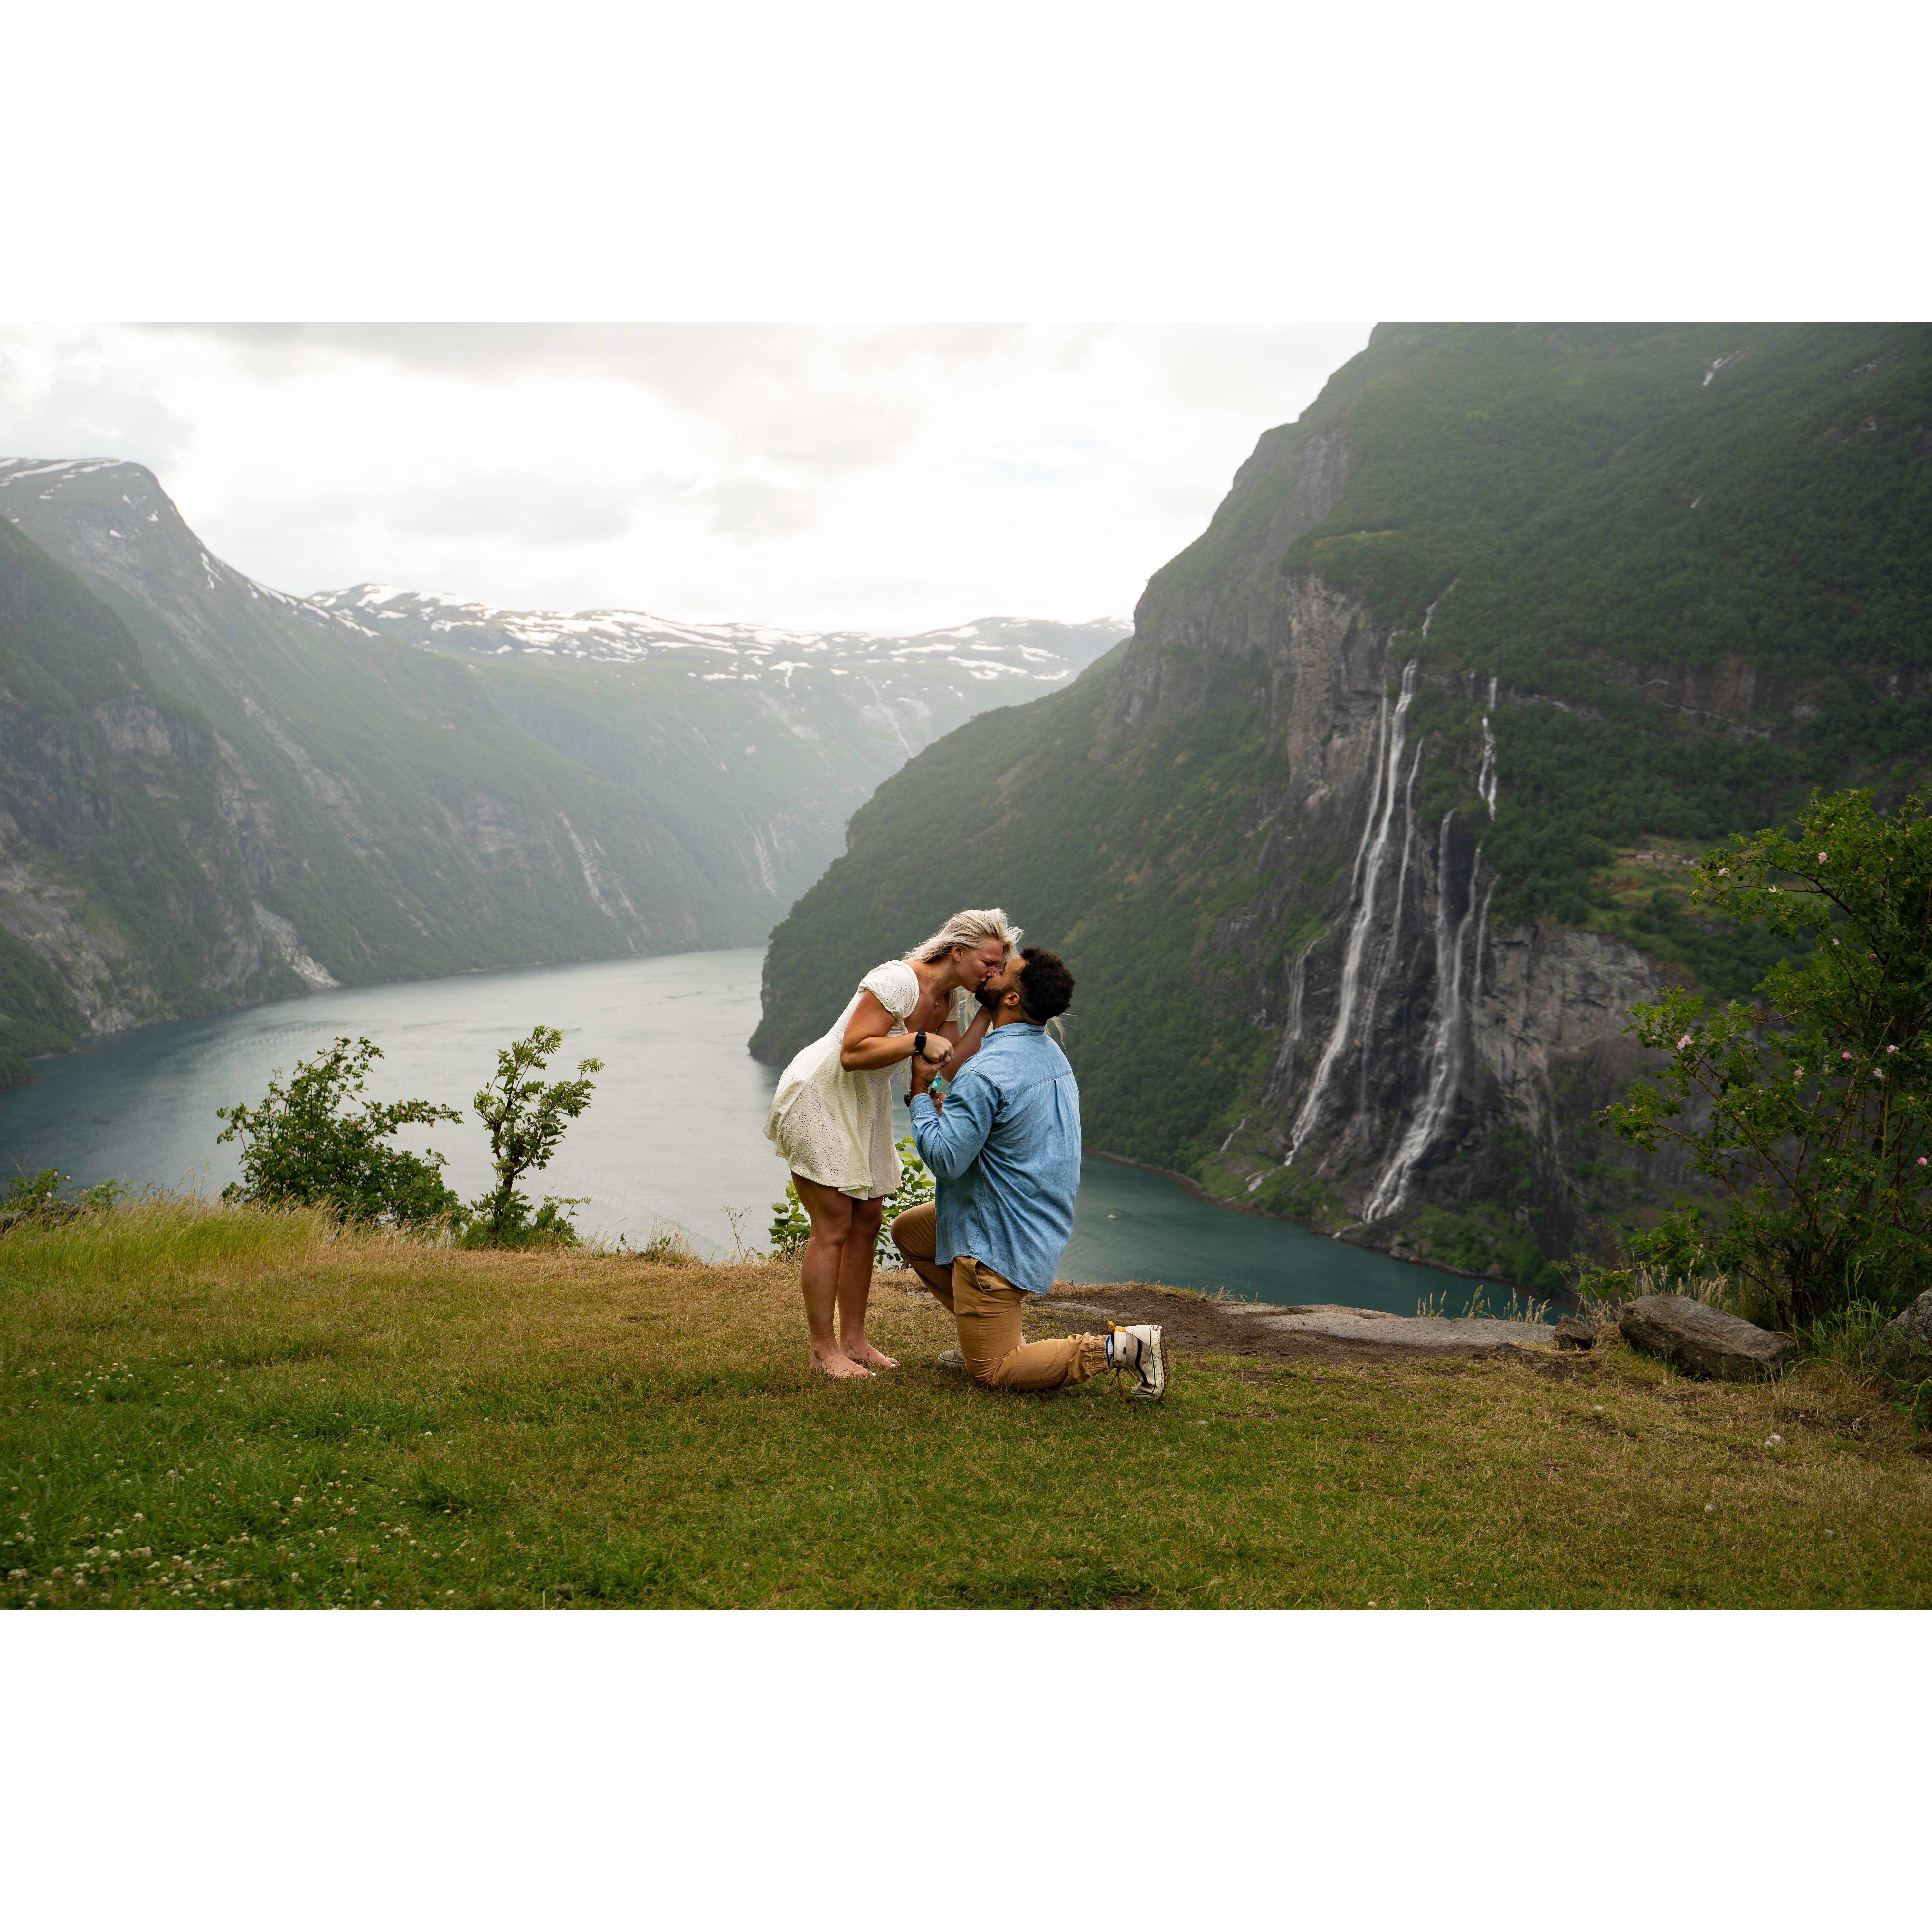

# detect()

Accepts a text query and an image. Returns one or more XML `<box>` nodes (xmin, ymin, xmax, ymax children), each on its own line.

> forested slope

<box><xmin>756</xmin><ymin>323</ymin><xmax>1932</xmax><ymax>1287</ymax></box>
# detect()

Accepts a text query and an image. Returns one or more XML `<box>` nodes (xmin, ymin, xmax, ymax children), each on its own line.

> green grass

<box><xmin>3</xmin><ymin>1199</ymin><xmax>1928</xmax><ymax>1609</ymax></box>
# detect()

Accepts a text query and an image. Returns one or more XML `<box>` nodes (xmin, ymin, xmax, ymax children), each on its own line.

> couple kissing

<box><xmin>762</xmin><ymin>909</ymin><xmax>1165</xmax><ymax>1401</ymax></box>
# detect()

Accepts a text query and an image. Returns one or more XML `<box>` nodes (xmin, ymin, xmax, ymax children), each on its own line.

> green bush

<box><xmin>215</xmin><ymin>1038</ymin><xmax>462</xmax><ymax>1229</ymax></box>
<box><xmin>1605</xmin><ymin>786</ymin><xmax>1932</xmax><ymax>1328</ymax></box>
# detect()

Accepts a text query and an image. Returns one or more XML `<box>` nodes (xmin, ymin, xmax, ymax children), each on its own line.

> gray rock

<box><xmin>1249</xmin><ymin>1310</ymin><xmax>1552</xmax><ymax>1350</ymax></box>
<box><xmin>1553</xmin><ymin>1314</ymin><xmax>1596</xmax><ymax>1351</ymax></box>
<box><xmin>1617</xmin><ymin>1295</ymin><xmax>1794</xmax><ymax>1381</ymax></box>
<box><xmin>1866</xmin><ymin>1289</ymin><xmax>1932</xmax><ymax>1376</ymax></box>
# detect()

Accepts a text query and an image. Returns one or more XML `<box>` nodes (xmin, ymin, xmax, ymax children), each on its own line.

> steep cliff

<box><xmin>0</xmin><ymin>456</ymin><xmax>1128</xmax><ymax>1083</ymax></box>
<box><xmin>0</xmin><ymin>515</ymin><xmax>300</xmax><ymax>1079</ymax></box>
<box><xmin>755</xmin><ymin>323</ymin><xmax>1932</xmax><ymax>1288</ymax></box>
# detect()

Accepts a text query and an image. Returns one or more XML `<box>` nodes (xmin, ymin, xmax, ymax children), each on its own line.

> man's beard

<box><xmin>974</xmin><ymin>980</ymin><xmax>1004</xmax><ymax>1012</ymax></box>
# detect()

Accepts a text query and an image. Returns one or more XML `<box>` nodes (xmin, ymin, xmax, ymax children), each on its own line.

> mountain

<box><xmin>304</xmin><ymin>583</ymin><xmax>1123</xmax><ymax>687</ymax></box>
<box><xmin>753</xmin><ymin>323</ymin><xmax>1932</xmax><ymax>1291</ymax></box>
<box><xmin>0</xmin><ymin>514</ymin><xmax>276</xmax><ymax>1085</ymax></box>
<box><xmin>0</xmin><ymin>455</ymin><xmax>1127</xmax><ymax>1082</ymax></box>
<box><xmin>299</xmin><ymin>585</ymin><xmax>1126</xmax><ymax>905</ymax></box>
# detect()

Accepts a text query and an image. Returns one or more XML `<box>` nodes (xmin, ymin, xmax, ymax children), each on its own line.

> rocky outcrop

<box><xmin>1866</xmin><ymin>1290</ymin><xmax>1932</xmax><ymax>1378</ymax></box>
<box><xmin>1553</xmin><ymin>1314</ymin><xmax>1597</xmax><ymax>1350</ymax></box>
<box><xmin>1132</xmin><ymin>535</ymin><xmax>1679</xmax><ymax>1268</ymax></box>
<box><xmin>1618</xmin><ymin>1295</ymin><xmax>1795</xmax><ymax>1380</ymax></box>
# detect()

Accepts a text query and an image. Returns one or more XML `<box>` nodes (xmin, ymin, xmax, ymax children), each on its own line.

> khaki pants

<box><xmin>890</xmin><ymin>1202</ymin><xmax>1108</xmax><ymax>1392</ymax></box>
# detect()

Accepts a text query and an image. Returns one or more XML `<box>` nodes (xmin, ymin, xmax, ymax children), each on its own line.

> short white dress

<box><xmin>764</xmin><ymin>961</ymin><xmax>972</xmax><ymax>1199</ymax></box>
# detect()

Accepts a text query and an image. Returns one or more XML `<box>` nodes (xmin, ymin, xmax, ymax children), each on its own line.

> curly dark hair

<box><xmin>1016</xmin><ymin>946</ymin><xmax>1076</xmax><ymax>1024</ymax></box>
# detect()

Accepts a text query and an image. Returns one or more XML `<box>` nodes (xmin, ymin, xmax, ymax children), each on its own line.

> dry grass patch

<box><xmin>2</xmin><ymin>1201</ymin><xmax>1927</xmax><ymax>1608</ymax></box>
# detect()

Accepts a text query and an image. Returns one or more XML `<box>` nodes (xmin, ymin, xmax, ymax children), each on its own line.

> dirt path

<box><xmin>964</xmin><ymin>1280</ymin><xmax>1588</xmax><ymax>1373</ymax></box>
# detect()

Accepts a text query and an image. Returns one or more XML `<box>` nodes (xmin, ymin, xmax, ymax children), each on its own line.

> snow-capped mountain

<box><xmin>303</xmin><ymin>583</ymin><xmax>1128</xmax><ymax>690</ymax></box>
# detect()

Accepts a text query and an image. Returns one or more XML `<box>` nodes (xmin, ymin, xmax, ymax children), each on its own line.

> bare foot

<box><xmin>843</xmin><ymin>1340</ymin><xmax>900</xmax><ymax>1370</ymax></box>
<box><xmin>812</xmin><ymin>1347</ymin><xmax>874</xmax><ymax>1380</ymax></box>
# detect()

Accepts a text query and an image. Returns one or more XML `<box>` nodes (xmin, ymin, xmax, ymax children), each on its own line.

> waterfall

<box><xmin>1477</xmin><ymin>674</ymin><xmax>1498</xmax><ymax>820</ymax></box>
<box><xmin>1420</xmin><ymin>577</ymin><xmax>1457</xmax><ymax>639</ymax></box>
<box><xmin>1345</xmin><ymin>685</ymin><xmax>1392</xmax><ymax>902</ymax></box>
<box><xmin>1363</xmin><ymin>827</ymin><xmax>1485</xmax><ymax>1222</ymax></box>
<box><xmin>1283</xmin><ymin>659</ymin><xmax>1419</xmax><ymax>1166</ymax></box>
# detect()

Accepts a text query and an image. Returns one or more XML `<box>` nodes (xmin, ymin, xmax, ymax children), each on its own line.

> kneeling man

<box><xmin>891</xmin><ymin>946</ymin><xmax>1165</xmax><ymax>1400</ymax></box>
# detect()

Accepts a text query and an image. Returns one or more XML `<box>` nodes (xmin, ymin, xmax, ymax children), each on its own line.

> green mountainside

<box><xmin>755</xmin><ymin>323</ymin><xmax>1932</xmax><ymax>1286</ymax></box>
<box><xmin>0</xmin><ymin>517</ymin><xmax>291</xmax><ymax>1082</ymax></box>
<box><xmin>0</xmin><ymin>457</ymin><xmax>1125</xmax><ymax>1090</ymax></box>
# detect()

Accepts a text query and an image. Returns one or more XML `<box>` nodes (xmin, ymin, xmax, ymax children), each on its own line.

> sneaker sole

<box><xmin>1128</xmin><ymin>1327</ymin><xmax>1166</xmax><ymax>1402</ymax></box>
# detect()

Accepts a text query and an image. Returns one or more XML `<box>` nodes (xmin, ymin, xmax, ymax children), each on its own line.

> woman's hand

<box><xmin>918</xmin><ymin>1035</ymin><xmax>956</xmax><ymax>1074</ymax></box>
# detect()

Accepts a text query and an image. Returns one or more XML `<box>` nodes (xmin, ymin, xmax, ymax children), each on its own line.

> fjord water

<box><xmin>0</xmin><ymin>949</ymin><xmax>1533</xmax><ymax>1318</ymax></box>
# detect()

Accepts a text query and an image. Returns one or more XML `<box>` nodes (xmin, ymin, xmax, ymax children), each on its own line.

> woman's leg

<box><xmin>836</xmin><ymin>1196</ymin><xmax>897</xmax><ymax>1369</ymax></box>
<box><xmin>791</xmin><ymin>1174</ymin><xmax>873</xmax><ymax>1379</ymax></box>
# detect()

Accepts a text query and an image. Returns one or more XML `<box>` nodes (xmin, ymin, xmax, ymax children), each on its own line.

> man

<box><xmin>890</xmin><ymin>946</ymin><xmax>1165</xmax><ymax>1400</ymax></box>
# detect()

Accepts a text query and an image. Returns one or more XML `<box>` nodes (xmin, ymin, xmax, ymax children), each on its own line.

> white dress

<box><xmin>764</xmin><ymin>962</ymin><xmax>972</xmax><ymax>1199</ymax></box>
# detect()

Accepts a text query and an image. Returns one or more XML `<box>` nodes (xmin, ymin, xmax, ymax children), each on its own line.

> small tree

<box><xmin>1605</xmin><ymin>786</ymin><xmax>1932</xmax><ymax>1329</ymax></box>
<box><xmin>466</xmin><ymin>1025</ymin><xmax>603</xmax><ymax>1246</ymax></box>
<box><xmin>216</xmin><ymin>1037</ymin><xmax>462</xmax><ymax>1228</ymax></box>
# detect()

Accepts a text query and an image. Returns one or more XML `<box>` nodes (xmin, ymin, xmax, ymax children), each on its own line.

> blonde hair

<box><xmin>904</xmin><ymin>907</ymin><xmax>1021</xmax><ymax>966</ymax></box>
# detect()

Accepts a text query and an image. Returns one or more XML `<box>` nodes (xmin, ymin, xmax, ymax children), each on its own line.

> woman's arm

<box><xmin>840</xmin><ymin>990</ymin><xmax>936</xmax><ymax>1072</ymax></box>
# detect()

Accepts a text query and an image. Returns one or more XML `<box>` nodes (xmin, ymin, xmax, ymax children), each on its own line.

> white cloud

<box><xmin>0</xmin><ymin>321</ymin><xmax>1371</xmax><ymax>631</ymax></box>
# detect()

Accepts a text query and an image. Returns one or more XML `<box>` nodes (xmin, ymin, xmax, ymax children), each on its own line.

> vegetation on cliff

<box><xmin>1608</xmin><ymin>787</ymin><xmax>1932</xmax><ymax>1327</ymax></box>
<box><xmin>214</xmin><ymin>1027</ymin><xmax>602</xmax><ymax>1247</ymax></box>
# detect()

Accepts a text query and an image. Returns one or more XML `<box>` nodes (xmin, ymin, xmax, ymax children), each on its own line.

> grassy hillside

<box><xmin>4</xmin><ymin>1199</ymin><xmax>1924</xmax><ymax>1609</ymax></box>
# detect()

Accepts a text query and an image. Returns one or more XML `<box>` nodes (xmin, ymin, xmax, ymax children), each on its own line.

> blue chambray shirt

<box><xmin>908</xmin><ymin>1022</ymin><xmax>1082</xmax><ymax>1296</ymax></box>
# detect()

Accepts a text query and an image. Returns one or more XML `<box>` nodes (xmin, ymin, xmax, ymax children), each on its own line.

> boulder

<box><xmin>1553</xmin><ymin>1314</ymin><xmax>1596</xmax><ymax>1351</ymax></box>
<box><xmin>1618</xmin><ymin>1295</ymin><xmax>1795</xmax><ymax>1381</ymax></box>
<box><xmin>1866</xmin><ymin>1289</ymin><xmax>1932</xmax><ymax>1377</ymax></box>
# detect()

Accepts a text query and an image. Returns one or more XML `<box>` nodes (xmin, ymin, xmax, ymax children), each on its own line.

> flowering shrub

<box><xmin>1605</xmin><ymin>787</ymin><xmax>1932</xmax><ymax>1327</ymax></box>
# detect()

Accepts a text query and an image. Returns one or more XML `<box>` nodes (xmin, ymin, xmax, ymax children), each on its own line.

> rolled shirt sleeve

<box><xmin>909</xmin><ymin>1071</ymin><xmax>994</xmax><ymax>1183</ymax></box>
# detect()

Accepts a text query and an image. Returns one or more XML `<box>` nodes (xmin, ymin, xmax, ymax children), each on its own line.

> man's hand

<box><xmin>908</xmin><ymin>1049</ymin><xmax>938</xmax><ymax>1100</ymax></box>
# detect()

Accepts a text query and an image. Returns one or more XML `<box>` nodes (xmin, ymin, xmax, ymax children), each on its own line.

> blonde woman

<box><xmin>764</xmin><ymin>909</ymin><xmax>1020</xmax><ymax>1378</ymax></box>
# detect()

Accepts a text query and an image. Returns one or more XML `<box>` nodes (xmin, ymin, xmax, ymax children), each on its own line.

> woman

<box><xmin>764</xmin><ymin>908</ymin><xmax>1020</xmax><ymax>1378</ymax></box>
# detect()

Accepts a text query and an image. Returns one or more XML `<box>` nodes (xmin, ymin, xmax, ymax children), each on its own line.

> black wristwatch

<box><xmin>914</xmin><ymin>1030</ymin><xmax>927</xmax><ymax>1062</ymax></box>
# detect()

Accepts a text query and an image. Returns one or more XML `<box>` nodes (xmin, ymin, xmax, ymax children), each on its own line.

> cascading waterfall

<box><xmin>1248</xmin><ymin>936</ymin><xmax>1321</xmax><ymax>1185</ymax></box>
<box><xmin>1420</xmin><ymin>577</ymin><xmax>1457</xmax><ymax>638</ymax></box>
<box><xmin>1282</xmin><ymin>659</ymin><xmax>1419</xmax><ymax>1167</ymax></box>
<box><xmin>1476</xmin><ymin>674</ymin><xmax>1498</xmax><ymax>819</ymax></box>
<box><xmin>1363</xmin><ymin>817</ymin><xmax>1487</xmax><ymax>1222</ymax></box>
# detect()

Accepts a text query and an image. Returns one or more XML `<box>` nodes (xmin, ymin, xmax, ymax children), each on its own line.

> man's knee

<box><xmin>890</xmin><ymin>1202</ymin><xmax>935</xmax><ymax>1260</ymax></box>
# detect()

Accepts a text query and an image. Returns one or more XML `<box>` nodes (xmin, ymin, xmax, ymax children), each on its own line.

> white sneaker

<box><xmin>936</xmin><ymin>1348</ymin><xmax>965</xmax><ymax>1371</ymax></box>
<box><xmin>1108</xmin><ymin>1323</ymin><xmax>1167</xmax><ymax>1401</ymax></box>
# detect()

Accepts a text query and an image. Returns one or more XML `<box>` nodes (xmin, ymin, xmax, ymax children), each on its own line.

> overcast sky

<box><xmin>0</xmin><ymin>323</ymin><xmax>1370</xmax><ymax>634</ymax></box>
